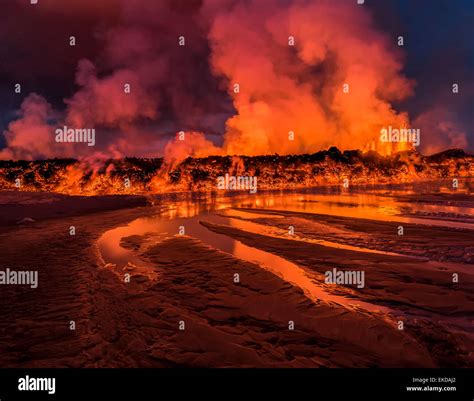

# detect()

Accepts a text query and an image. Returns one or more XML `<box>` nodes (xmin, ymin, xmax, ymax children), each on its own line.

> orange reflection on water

<box><xmin>98</xmin><ymin>188</ymin><xmax>473</xmax><ymax>318</ymax></box>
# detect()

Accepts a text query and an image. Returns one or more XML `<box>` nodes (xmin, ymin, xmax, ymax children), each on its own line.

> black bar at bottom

<box><xmin>0</xmin><ymin>368</ymin><xmax>471</xmax><ymax>401</ymax></box>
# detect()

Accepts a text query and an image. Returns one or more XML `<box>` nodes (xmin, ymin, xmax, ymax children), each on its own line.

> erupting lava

<box><xmin>0</xmin><ymin>148</ymin><xmax>472</xmax><ymax>196</ymax></box>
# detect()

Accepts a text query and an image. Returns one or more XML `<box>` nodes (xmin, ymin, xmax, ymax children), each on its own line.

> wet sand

<box><xmin>0</xmin><ymin>189</ymin><xmax>472</xmax><ymax>367</ymax></box>
<box><xmin>201</xmin><ymin>220</ymin><xmax>474</xmax><ymax>366</ymax></box>
<box><xmin>0</xmin><ymin>190</ymin><xmax>148</xmax><ymax>228</ymax></box>
<box><xmin>230</xmin><ymin>207</ymin><xmax>474</xmax><ymax>263</ymax></box>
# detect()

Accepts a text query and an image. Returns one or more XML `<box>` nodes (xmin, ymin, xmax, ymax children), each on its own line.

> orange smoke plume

<box><xmin>206</xmin><ymin>0</ymin><xmax>414</xmax><ymax>156</ymax></box>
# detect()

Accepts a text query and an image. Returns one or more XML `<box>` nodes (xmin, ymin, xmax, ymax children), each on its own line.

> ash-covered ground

<box><xmin>0</xmin><ymin>182</ymin><xmax>472</xmax><ymax>368</ymax></box>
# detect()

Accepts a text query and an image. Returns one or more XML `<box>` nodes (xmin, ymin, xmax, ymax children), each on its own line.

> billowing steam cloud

<box><xmin>0</xmin><ymin>94</ymin><xmax>62</xmax><ymax>160</ymax></box>
<box><xmin>0</xmin><ymin>0</ymin><xmax>469</xmax><ymax>161</ymax></box>
<box><xmin>413</xmin><ymin>108</ymin><xmax>468</xmax><ymax>155</ymax></box>
<box><xmin>206</xmin><ymin>0</ymin><xmax>414</xmax><ymax>155</ymax></box>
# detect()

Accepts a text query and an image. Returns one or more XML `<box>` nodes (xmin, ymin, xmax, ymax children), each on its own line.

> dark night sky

<box><xmin>369</xmin><ymin>0</ymin><xmax>473</xmax><ymax>148</ymax></box>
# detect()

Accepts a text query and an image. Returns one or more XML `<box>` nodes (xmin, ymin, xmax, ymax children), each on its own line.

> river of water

<box><xmin>98</xmin><ymin>187</ymin><xmax>474</xmax><ymax>320</ymax></box>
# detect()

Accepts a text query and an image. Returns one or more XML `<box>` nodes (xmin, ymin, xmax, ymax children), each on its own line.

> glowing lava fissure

<box><xmin>0</xmin><ymin>148</ymin><xmax>472</xmax><ymax>196</ymax></box>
